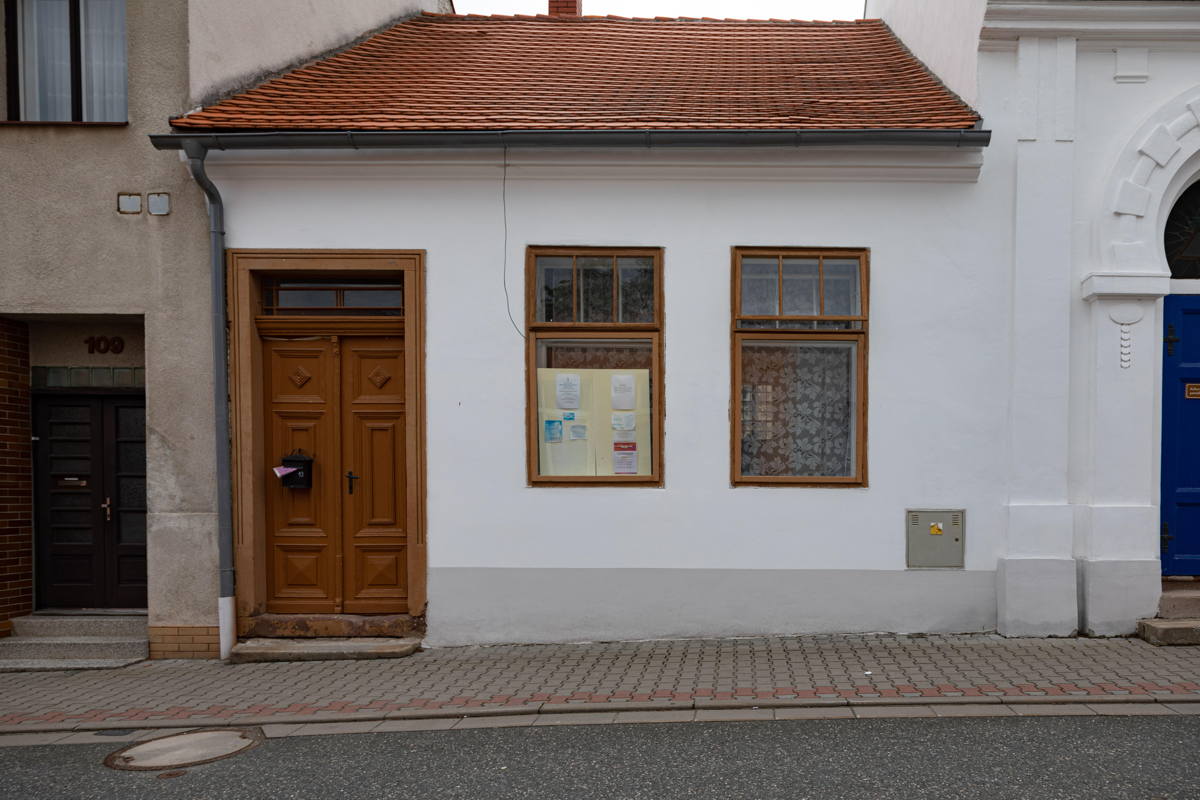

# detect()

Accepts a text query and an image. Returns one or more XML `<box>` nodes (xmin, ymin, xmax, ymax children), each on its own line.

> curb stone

<box><xmin>4</xmin><ymin>693</ymin><xmax>1200</xmax><ymax>735</ymax></box>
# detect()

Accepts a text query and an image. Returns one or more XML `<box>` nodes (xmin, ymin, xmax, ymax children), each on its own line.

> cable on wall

<box><xmin>501</xmin><ymin>144</ymin><xmax>526</xmax><ymax>340</ymax></box>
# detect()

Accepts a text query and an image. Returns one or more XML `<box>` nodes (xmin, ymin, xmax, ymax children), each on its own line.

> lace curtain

<box><xmin>740</xmin><ymin>340</ymin><xmax>856</xmax><ymax>477</ymax></box>
<box><xmin>20</xmin><ymin>0</ymin><xmax>126</xmax><ymax>121</ymax></box>
<box><xmin>82</xmin><ymin>0</ymin><xmax>127</xmax><ymax>122</ymax></box>
<box><xmin>21</xmin><ymin>0</ymin><xmax>71</xmax><ymax>120</ymax></box>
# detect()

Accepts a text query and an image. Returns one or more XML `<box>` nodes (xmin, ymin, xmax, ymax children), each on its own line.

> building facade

<box><xmin>0</xmin><ymin>0</ymin><xmax>451</xmax><ymax>660</ymax></box>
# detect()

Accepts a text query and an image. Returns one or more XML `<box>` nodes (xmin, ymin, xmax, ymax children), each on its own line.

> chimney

<box><xmin>548</xmin><ymin>1</ymin><xmax>582</xmax><ymax>16</ymax></box>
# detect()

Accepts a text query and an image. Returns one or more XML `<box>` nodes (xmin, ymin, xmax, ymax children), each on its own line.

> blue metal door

<box><xmin>1162</xmin><ymin>295</ymin><xmax>1200</xmax><ymax>574</ymax></box>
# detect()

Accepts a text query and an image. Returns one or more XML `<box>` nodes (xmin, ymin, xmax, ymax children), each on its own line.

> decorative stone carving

<box><xmin>1108</xmin><ymin>302</ymin><xmax>1145</xmax><ymax>370</ymax></box>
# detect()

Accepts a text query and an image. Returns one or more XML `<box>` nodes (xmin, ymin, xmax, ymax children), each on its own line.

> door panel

<box><xmin>34</xmin><ymin>395</ymin><xmax>146</xmax><ymax>608</ymax></box>
<box><xmin>341</xmin><ymin>338</ymin><xmax>408</xmax><ymax>613</ymax></box>
<box><xmin>263</xmin><ymin>341</ymin><xmax>341</xmax><ymax>612</ymax></box>
<box><xmin>1162</xmin><ymin>296</ymin><xmax>1200</xmax><ymax>574</ymax></box>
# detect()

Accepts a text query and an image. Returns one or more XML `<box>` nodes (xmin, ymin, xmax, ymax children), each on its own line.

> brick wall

<box><xmin>0</xmin><ymin>320</ymin><xmax>32</xmax><ymax>636</ymax></box>
<box><xmin>548</xmin><ymin>1</ymin><xmax>582</xmax><ymax>16</ymax></box>
<box><xmin>149</xmin><ymin>626</ymin><xmax>220</xmax><ymax>659</ymax></box>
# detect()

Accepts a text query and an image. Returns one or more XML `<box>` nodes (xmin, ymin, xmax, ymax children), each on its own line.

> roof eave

<box><xmin>150</xmin><ymin>128</ymin><xmax>991</xmax><ymax>151</ymax></box>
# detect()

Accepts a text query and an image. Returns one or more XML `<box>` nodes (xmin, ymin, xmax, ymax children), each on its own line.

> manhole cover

<box><xmin>104</xmin><ymin>728</ymin><xmax>262</xmax><ymax>771</ymax></box>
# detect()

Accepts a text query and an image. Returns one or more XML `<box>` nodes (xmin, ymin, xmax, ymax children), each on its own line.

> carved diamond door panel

<box><xmin>264</xmin><ymin>341</ymin><xmax>340</xmax><ymax>612</ymax></box>
<box><xmin>341</xmin><ymin>338</ymin><xmax>408</xmax><ymax>613</ymax></box>
<box><xmin>263</xmin><ymin>336</ymin><xmax>408</xmax><ymax>614</ymax></box>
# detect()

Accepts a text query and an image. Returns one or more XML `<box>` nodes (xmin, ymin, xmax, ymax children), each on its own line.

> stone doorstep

<box><xmin>228</xmin><ymin>637</ymin><xmax>421</xmax><ymax>664</ymax></box>
<box><xmin>1138</xmin><ymin>618</ymin><xmax>1200</xmax><ymax>646</ymax></box>
<box><xmin>5</xmin><ymin>693</ymin><xmax>1200</xmax><ymax>735</ymax></box>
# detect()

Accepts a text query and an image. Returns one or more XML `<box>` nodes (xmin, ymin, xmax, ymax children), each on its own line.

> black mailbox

<box><xmin>279</xmin><ymin>451</ymin><xmax>313</xmax><ymax>489</ymax></box>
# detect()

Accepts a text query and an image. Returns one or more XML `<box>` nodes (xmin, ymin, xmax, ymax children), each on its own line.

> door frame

<box><xmin>227</xmin><ymin>250</ymin><xmax>426</xmax><ymax>632</ymax></box>
<box><xmin>31</xmin><ymin>389</ymin><xmax>147</xmax><ymax>609</ymax></box>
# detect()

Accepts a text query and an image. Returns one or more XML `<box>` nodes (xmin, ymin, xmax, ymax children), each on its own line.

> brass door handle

<box><xmin>100</xmin><ymin>497</ymin><xmax>113</xmax><ymax>522</ymax></box>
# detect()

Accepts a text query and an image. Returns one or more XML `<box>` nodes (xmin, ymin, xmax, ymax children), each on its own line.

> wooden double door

<box><xmin>34</xmin><ymin>395</ymin><xmax>147</xmax><ymax>609</ymax></box>
<box><xmin>264</xmin><ymin>334</ymin><xmax>412</xmax><ymax>614</ymax></box>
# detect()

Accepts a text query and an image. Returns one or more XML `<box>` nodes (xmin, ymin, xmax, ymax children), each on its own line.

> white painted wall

<box><xmin>187</xmin><ymin>0</ymin><xmax>452</xmax><ymax>106</ymax></box>
<box><xmin>866</xmin><ymin>0</ymin><xmax>988</xmax><ymax>106</ymax></box>
<box><xmin>208</xmin><ymin>146</ymin><xmax>1010</xmax><ymax>642</ymax></box>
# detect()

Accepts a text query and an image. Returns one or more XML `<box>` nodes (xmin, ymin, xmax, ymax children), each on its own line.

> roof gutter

<box><xmin>151</xmin><ymin>128</ymin><xmax>991</xmax><ymax>151</ymax></box>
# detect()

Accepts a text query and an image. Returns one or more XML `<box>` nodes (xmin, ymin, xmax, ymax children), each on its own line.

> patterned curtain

<box><xmin>740</xmin><ymin>341</ymin><xmax>856</xmax><ymax>477</ymax></box>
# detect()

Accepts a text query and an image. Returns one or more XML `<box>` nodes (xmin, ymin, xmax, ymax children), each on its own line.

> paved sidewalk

<box><xmin>3</xmin><ymin>634</ymin><xmax>1200</xmax><ymax>734</ymax></box>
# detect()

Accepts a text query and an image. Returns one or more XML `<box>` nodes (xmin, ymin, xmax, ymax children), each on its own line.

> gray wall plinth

<box><xmin>1079</xmin><ymin>558</ymin><xmax>1160</xmax><ymax>636</ymax></box>
<box><xmin>996</xmin><ymin>557</ymin><xmax>1078</xmax><ymax>637</ymax></box>
<box><xmin>425</xmin><ymin>568</ymin><xmax>996</xmax><ymax>646</ymax></box>
<box><xmin>147</xmin><ymin>512</ymin><xmax>219</xmax><ymax>627</ymax></box>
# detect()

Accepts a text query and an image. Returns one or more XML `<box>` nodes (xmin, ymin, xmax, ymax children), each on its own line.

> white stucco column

<box><xmin>996</xmin><ymin>35</ymin><xmax>1079</xmax><ymax>636</ymax></box>
<box><xmin>1077</xmin><ymin>274</ymin><xmax>1167</xmax><ymax>634</ymax></box>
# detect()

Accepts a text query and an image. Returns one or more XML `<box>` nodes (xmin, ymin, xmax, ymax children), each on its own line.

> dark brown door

<box><xmin>263</xmin><ymin>335</ymin><xmax>409</xmax><ymax>614</ymax></box>
<box><xmin>34</xmin><ymin>396</ymin><xmax>147</xmax><ymax>609</ymax></box>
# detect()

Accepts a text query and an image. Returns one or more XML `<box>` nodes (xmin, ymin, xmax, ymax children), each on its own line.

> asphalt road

<box><xmin>3</xmin><ymin>716</ymin><xmax>1198</xmax><ymax>799</ymax></box>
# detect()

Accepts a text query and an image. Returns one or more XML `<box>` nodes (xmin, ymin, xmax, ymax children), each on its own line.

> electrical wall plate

<box><xmin>147</xmin><ymin>193</ymin><xmax>171</xmax><ymax>216</ymax></box>
<box><xmin>906</xmin><ymin>509</ymin><xmax>965</xmax><ymax>568</ymax></box>
<box><xmin>117</xmin><ymin>193</ymin><xmax>143</xmax><ymax>214</ymax></box>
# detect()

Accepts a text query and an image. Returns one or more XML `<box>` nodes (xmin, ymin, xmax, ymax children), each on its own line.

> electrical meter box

<box><xmin>906</xmin><ymin>509</ymin><xmax>965</xmax><ymax>568</ymax></box>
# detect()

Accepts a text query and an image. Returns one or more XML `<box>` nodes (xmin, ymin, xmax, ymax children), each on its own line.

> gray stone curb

<box><xmin>4</xmin><ymin>692</ymin><xmax>1200</xmax><ymax>735</ymax></box>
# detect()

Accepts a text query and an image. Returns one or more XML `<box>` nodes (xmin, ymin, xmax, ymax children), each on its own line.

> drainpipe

<box><xmin>182</xmin><ymin>141</ymin><xmax>236</xmax><ymax>661</ymax></box>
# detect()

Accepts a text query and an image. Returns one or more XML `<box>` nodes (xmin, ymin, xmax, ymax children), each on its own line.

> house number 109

<box><xmin>84</xmin><ymin>336</ymin><xmax>125</xmax><ymax>355</ymax></box>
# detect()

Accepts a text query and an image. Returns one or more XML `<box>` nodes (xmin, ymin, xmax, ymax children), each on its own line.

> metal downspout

<box><xmin>183</xmin><ymin>141</ymin><xmax>236</xmax><ymax>661</ymax></box>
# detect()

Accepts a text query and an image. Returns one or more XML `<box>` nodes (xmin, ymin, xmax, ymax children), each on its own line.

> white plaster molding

<box><xmin>1114</xmin><ymin>47</ymin><xmax>1149</xmax><ymax>83</ymax></box>
<box><xmin>1081</xmin><ymin>272</ymin><xmax>1170</xmax><ymax>301</ymax></box>
<box><xmin>982</xmin><ymin>2</ymin><xmax>1200</xmax><ymax>42</ymax></box>
<box><xmin>1054</xmin><ymin>37</ymin><xmax>1076</xmax><ymax>142</ymax></box>
<box><xmin>1093</xmin><ymin>88</ymin><xmax>1200</xmax><ymax>286</ymax></box>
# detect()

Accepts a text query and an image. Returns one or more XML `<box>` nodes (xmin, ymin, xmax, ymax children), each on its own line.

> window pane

<box><xmin>22</xmin><ymin>0</ymin><xmax>72</xmax><ymax>121</ymax></box>
<box><xmin>277</xmin><ymin>289</ymin><xmax>337</xmax><ymax>308</ymax></box>
<box><xmin>577</xmin><ymin>257</ymin><xmax>614</xmax><ymax>323</ymax></box>
<box><xmin>81</xmin><ymin>0</ymin><xmax>127</xmax><ymax>122</ymax></box>
<box><xmin>823</xmin><ymin>259</ymin><xmax>861</xmax><ymax>316</ymax></box>
<box><xmin>740</xmin><ymin>340</ymin><xmax>857</xmax><ymax>478</ymax></box>
<box><xmin>535</xmin><ymin>339</ymin><xmax>653</xmax><ymax>477</ymax></box>
<box><xmin>781</xmin><ymin>259</ymin><xmax>819</xmax><ymax>316</ymax></box>
<box><xmin>343</xmin><ymin>289</ymin><xmax>403</xmax><ymax>309</ymax></box>
<box><xmin>618</xmin><ymin>257</ymin><xmax>654</xmax><ymax>323</ymax></box>
<box><xmin>535</xmin><ymin>256</ymin><xmax>573</xmax><ymax>322</ymax></box>
<box><xmin>740</xmin><ymin>258</ymin><xmax>779</xmax><ymax>316</ymax></box>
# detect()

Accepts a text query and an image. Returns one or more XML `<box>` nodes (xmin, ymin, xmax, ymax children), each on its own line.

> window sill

<box><xmin>0</xmin><ymin>120</ymin><xmax>128</xmax><ymax>127</ymax></box>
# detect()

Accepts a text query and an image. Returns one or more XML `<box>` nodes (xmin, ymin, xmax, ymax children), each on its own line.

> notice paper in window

<box><xmin>555</xmin><ymin>373</ymin><xmax>581</xmax><ymax>409</ymax></box>
<box><xmin>544</xmin><ymin>419</ymin><xmax>563</xmax><ymax>444</ymax></box>
<box><xmin>569</xmin><ymin>424</ymin><xmax>588</xmax><ymax>441</ymax></box>
<box><xmin>612</xmin><ymin>412</ymin><xmax>636</xmax><ymax>431</ymax></box>
<box><xmin>611</xmin><ymin>374</ymin><xmax>636</xmax><ymax>410</ymax></box>
<box><xmin>613</xmin><ymin>441</ymin><xmax>638</xmax><ymax>474</ymax></box>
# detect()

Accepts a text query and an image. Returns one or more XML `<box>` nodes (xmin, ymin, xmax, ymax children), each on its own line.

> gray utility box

<box><xmin>906</xmin><ymin>509</ymin><xmax>965</xmax><ymax>568</ymax></box>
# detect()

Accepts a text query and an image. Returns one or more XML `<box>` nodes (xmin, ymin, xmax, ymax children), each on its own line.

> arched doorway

<box><xmin>1161</xmin><ymin>181</ymin><xmax>1200</xmax><ymax>574</ymax></box>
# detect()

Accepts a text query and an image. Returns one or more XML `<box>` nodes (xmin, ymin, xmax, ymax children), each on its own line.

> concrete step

<box><xmin>0</xmin><ymin>657</ymin><xmax>144</xmax><ymax>673</ymax></box>
<box><xmin>230</xmin><ymin>637</ymin><xmax>421</xmax><ymax>664</ymax></box>
<box><xmin>12</xmin><ymin>615</ymin><xmax>147</xmax><ymax>638</ymax></box>
<box><xmin>1138</xmin><ymin>618</ymin><xmax>1200</xmax><ymax>646</ymax></box>
<box><xmin>0</xmin><ymin>635</ymin><xmax>148</xmax><ymax>660</ymax></box>
<box><xmin>1158</xmin><ymin>589</ymin><xmax>1200</xmax><ymax>619</ymax></box>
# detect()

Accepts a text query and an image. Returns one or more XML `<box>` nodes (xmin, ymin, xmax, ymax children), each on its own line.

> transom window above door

<box><xmin>5</xmin><ymin>0</ymin><xmax>128</xmax><ymax>122</ymax></box>
<box><xmin>261</xmin><ymin>277</ymin><xmax>404</xmax><ymax>316</ymax></box>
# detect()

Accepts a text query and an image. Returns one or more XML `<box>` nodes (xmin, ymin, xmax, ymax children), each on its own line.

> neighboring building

<box><xmin>0</xmin><ymin>0</ymin><xmax>452</xmax><ymax>663</ymax></box>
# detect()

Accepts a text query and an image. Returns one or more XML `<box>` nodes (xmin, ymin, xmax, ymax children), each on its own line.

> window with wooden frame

<box><xmin>732</xmin><ymin>248</ymin><xmax>868</xmax><ymax>486</ymax></box>
<box><xmin>526</xmin><ymin>247</ymin><xmax>663</xmax><ymax>485</ymax></box>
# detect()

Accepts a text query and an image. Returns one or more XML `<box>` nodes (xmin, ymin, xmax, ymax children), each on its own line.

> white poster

<box><xmin>612</xmin><ymin>412</ymin><xmax>636</xmax><ymax>431</ymax></box>
<box><xmin>611</xmin><ymin>374</ymin><xmax>636</xmax><ymax>410</ymax></box>
<box><xmin>568</xmin><ymin>424</ymin><xmax>588</xmax><ymax>441</ymax></box>
<box><xmin>555</xmin><ymin>373</ymin><xmax>581</xmax><ymax>409</ymax></box>
<box><xmin>613</xmin><ymin>450</ymin><xmax>638</xmax><ymax>474</ymax></box>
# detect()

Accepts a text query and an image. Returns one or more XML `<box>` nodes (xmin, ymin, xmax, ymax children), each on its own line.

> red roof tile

<box><xmin>171</xmin><ymin>13</ymin><xmax>979</xmax><ymax>132</ymax></box>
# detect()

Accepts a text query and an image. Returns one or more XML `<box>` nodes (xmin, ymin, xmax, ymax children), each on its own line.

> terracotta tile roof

<box><xmin>171</xmin><ymin>13</ymin><xmax>979</xmax><ymax>132</ymax></box>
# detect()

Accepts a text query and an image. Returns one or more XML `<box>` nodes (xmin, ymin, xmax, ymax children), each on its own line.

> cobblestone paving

<box><xmin>3</xmin><ymin>634</ymin><xmax>1200</xmax><ymax>731</ymax></box>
